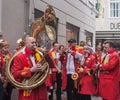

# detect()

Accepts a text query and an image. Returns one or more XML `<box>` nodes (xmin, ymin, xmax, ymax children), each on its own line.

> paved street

<box><xmin>11</xmin><ymin>89</ymin><xmax>102</xmax><ymax>100</ymax></box>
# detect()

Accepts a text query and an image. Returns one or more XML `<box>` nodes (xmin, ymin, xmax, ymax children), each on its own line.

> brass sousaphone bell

<box><xmin>6</xmin><ymin>5</ymin><xmax>57</xmax><ymax>90</ymax></box>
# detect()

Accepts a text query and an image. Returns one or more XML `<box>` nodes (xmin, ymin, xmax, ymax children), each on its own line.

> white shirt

<box><xmin>29</xmin><ymin>55</ymin><xmax>36</xmax><ymax>66</ymax></box>
<box><xmin>66</xmin><ymin>52</ymin><xmax>82</xmax><ymax>74</ymax></box>
<box><xmin>56</xmin><ymin>52</ymin><xmax>62</xmax><ymax>70</ymax></box>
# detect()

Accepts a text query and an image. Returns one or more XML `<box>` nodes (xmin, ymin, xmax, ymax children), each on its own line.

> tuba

<box><xmin>6</xmin><ymin>48</ymin><xmax>49</xmax><ymax>90</ymax></box>
<box><xmin>6</xmin><ymin>5</ymin><xmax>57</xmax><ymax>90</ymax></box>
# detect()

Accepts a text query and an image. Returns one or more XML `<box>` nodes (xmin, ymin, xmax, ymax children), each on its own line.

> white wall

<box><xmin>2</xmin><ymin>0</ymin><xmax>28</xmax><ymax>52</ymax></box>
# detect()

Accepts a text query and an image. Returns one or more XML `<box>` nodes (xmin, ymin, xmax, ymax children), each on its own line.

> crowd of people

<box><xmin>0</xmin><ymin>36</ymin><xmax>120</xmax><ymax>100</ymax></box>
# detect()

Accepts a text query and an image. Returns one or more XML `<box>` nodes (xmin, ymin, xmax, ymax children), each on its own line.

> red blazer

<box><xmin>60</xmin><ymin>51</ymin><xmax>79</xmax><ymax>90</ymax></box>
<box><xmin>45</xmin><ymin>53</ymin><xmax>56</xmax><ymax>87</ymax></box>
<box><xmin>48</xmin><ymin>48</ymin><xmax>58</xmax><ymax>72</ymax></box>
<box><xmin>45</xmin><ymin>48</ymin><xmax>57</xmax><ymax>87</ymax></box>
<box><xmin>99</xmin><ymin>50</ymin><xmax>119</xmax><ymax>100</ymax></box>
<box><xmin>78</xmin><ymin>54</ymin><xmax>97</xmax><ymax>95</ymax></box>
<box><xmin>12</xmin><ymin>48</ymin><xmax>47</xmax><ymax>100</ymax></box>
<box><xmin>118</xmin><ymin>56</ymin><xmax>120</xmax><ymax>82</ymax></box>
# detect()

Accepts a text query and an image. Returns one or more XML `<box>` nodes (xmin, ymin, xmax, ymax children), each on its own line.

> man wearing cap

<box><xmin>60</xmin><ymin>38</ymin><xmax>82</xmax><ymax>100</ymax></box>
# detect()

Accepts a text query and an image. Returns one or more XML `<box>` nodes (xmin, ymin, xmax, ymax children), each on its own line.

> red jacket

<box><xmin>78</xmin><ymin>54</ymin><xmax>97</xmax><ymax>95</ymax></box>
<box><xmin>118</xmin><ymin>54</ymin><xmax>120</xmax><ymax>82</ymax></box>
<box><xmin>12</xmin><ymin>48</ymin><xmax>47</xmax><ymax>100</ymax></box>
<box><xmin>60</xmin><ymin>48</ymin><xmax>80</xmax><ymax>90</ymax></box>
<box><xmin>48</xmin><ymin>48</ymin><xmax>58</xmax><ymax>73</ymax></box>
<box><xmin>99</xmin><ymin>49</ymin><xmax>119</xmax><ymax>100</ymax></box>
<box><xmin>45</xmin><ymin>52</ymin><xmax>56</xmax><ymax>87</ymax></box>
<box><xmin>45</xmin><ymin>48</ymin><xmax>57</xmax><ymax>87</ymax></box>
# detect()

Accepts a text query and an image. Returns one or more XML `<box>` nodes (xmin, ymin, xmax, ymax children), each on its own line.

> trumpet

<box><xmin>61</xmin><ymin>47</ymin><xmax>74</xmax><ymax>55</ymax></box>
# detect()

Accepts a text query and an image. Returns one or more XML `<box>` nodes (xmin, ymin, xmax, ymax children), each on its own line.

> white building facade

<box><xmin>96</xmin><ymin>0</ymin><xmax>120</xmax><ymax>48</ymax></box>
<box><xmin>1</xmin><ymin>0</ymin><xmax>97</xmax><ymax>52</ymax></box>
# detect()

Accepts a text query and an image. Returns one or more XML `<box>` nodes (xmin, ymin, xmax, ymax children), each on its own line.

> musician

<box><xmin>93</xmin><ymin>45</ymin><xmax>102</xmax><ymax>95</ymax></box>
<box><xmin>94</xmin><ymin>45</ymin><xmax>102</xmax><ymax>63</ymax></box>
<box><xmin>56</xmin><ymin>45</ymin><xmax>65</xmax><ymax>100</ymax></box>
<box><xmin>78</xmin><ymin>41</ymin><xmax>85</xmax><ymax>54</ymax></box>
<box><xmin>77</xmin><ymin>45</ymin><xmax>97</xmax><ymax>100</ymax></box>
<box><xmin>12</xmin><ymin>36</ymin><xmax>47</xmax><ymax>100</ymax></box>
<box><xmin>46</xmin><ymin>41</ymin><xmax>59</xmax><ymax>100</ymax></box>
<box><xmin>0</xmin><ymin>39</ymin><xmax>13</xmax><ymax>100</ymax></box>
<box><xmin>99</xmin><ymin>41</ymin><xmax>119</xmax><ymax>100</ymax></box>
<box><xmin>60</xmin><ymin>38</ymin><xmax>82</xmax><ymax>100</ymax></box>
<box><xmin>0</xmin><ymin>42</ymin><xmax>4</xmax><ymax>100</ymax></box>
<box><xmin>15</xmin><ymin>38</ymin><xmax>25</xmax><ymax>52</ymax></box>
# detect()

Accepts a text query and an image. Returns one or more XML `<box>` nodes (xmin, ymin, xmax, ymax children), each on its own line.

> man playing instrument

<box><xmin>46</xmin><ymin>41</ymin><xmax>60</xmax><ymax>100</ymax></box>
<box><xmin>60</xmin><ymin>38</ymin><xmax>82</xmax><ymax>100</ymax></box>
<box><xmin>99</xmin><ymin>41</ymin><xmax>119</xmax><ymax>100</ymax></box>
<box><xmin>77</xmin><ymin>45</ymin><xmax>97</xmax><ymax>100</ymax></box>
<box><xmin>12</xmin><ymin>36</ymin><xmax>47</xmax><ymax>100</ymax></box>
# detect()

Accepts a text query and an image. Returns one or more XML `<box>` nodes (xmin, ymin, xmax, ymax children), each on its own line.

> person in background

<box><xmin>99</xmin><ymin>41</ymin><xmax>119</xmax><ymax>100</ymax></box>
<box><xmin>78</xmin><ymin>41</ymin><xmax>85</xmax><ymax>54</ymax></box>
<box><xmin>12</xmin><ymin>36</ymin><xmax>48</xmax><ymax>100</ymax></box>
<box><xmin>15</xmin><ymin>37</ymin><xmax>25</xmax><ymax>52</ymax></box>
<box><xmin>45</xmin><ymin>41</ymin><xmax>59</xmax><ymax>100</ymax></box>
<box><xmin>94</xmin><ymin>45</ymin><xmax>102</xmax><ymax>63</ymax></box>
<box><xmin>14</xmin><ymin>35</ymin><xmax>26</xmax><ymax>53</ymax></box>
<box><xmin>77</xmin><ymin>45</ymin><xmax>97</xmax><ymax>100</ymax></box>
<box><xmin>93</xmin><ymin>45</ymin><xmax>102</xmax><ymax>95</ymax></box>
<box><xmin>0</xmin><ymin>39</ymin><xmax>13</xmax><ymax>100</ymax></box>
<box><xmin>79</xmin><ymin>41</ymin><xmax>85</xmax><ymax>47</ymax></box>
<box><xmin>0</xmin><ymin>41</ymin><xmax>5</xmax><ymax>100</ymax></box>
<box><xmin>55</xmin><ymin>45</ymin><xmax>65</xmax><ymax>100</ymax></box>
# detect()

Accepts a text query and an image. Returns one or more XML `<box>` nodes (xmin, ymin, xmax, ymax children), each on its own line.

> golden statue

<box><xmin>30</xmin><ymin>5</ymin><xmax>57</xmax><ymax>48</ymax></box>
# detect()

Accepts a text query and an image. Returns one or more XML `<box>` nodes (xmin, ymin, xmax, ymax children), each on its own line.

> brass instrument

<box><xmin>6</xmin><ymin>48</ymin><xmax>49</xmax><ymax>90</ymax></box>
<box><xmin>6</xmin><ymin>5</ymin><xmax>57</xmax><ymax>90</ymax></box>
<box><xmin>30</xmin><ymin>5</ymin><xmax>56</xmax><ymax>47</ymax></box>
<box><xmin>2</xmin><ymin>54</ymin><xmax>11</xmax><ymax>88</ymax></box>
<box><xmin>72</xmin><ymin>59</ymin><xmax>82</xmax><ymax>89</ymax></box>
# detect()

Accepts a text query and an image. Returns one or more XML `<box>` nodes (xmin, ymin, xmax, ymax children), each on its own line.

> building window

<box><xmin>66</xmin><ymin>23</ymin><xmax>80</xmax><ymax>45</ymax></box>
<box><xmin>110</xmin><ymin>0</ymin><xmax>120</xmax><ymax>18</ymax></box>
<box><xmin>95</xmin><ymin>0</ymin><xmax>104</xmax><ymax>18</ymax></box>
<box><xmin>85</xmin><ymin>30</ymin><xmax>93</xmax><ymax>46</ymax></box>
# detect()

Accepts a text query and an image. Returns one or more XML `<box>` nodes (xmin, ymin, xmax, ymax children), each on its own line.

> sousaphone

<box><xmin>6</xmin><ymin>5</ymin><xmax>57</xmax><ymax>90</ymax></box>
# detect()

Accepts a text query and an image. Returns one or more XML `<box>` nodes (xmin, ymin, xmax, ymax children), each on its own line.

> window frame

<box><xmin>109</xmin><ymin>0</ymin><xmax>120</xmax><ymax>18</ymax></box>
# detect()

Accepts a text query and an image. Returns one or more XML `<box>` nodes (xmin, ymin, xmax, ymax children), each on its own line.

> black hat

<box><xmin>68</xmin><ymin>38</ymin><xmax>76</xmax><ymax>43</ymax></box>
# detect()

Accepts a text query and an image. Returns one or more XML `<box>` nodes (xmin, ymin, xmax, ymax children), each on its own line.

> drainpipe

<box><xmin>0</xmin><ymin>0</ymin><xmax>1</xmax><ymax>34</ymax></box>
<box><xmin>24</xmin><ymin>0</ymin><xmax>29</xmax><ymax>34</ymax></box>
<box><xmin>29</xmin><ymin>0</ymin><xmax>34</xmax><ymax>27</ymax></box>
